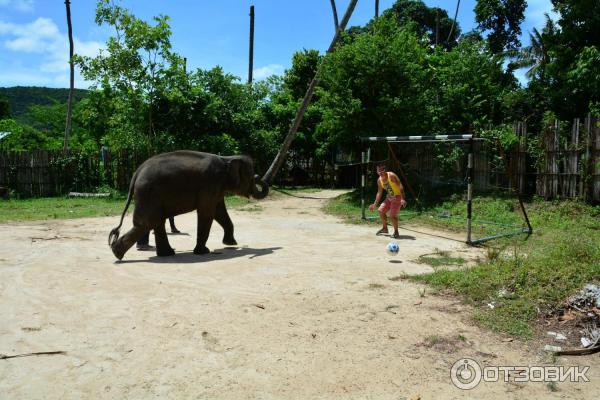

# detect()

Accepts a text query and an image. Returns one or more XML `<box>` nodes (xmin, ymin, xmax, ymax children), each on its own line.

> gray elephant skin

<box><xmin>108</xmin><ymin>150</ymin><xmax>269</xmax><ymax>260</ymax></box>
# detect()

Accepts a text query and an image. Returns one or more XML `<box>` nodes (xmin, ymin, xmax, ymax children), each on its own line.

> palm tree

<box><xmin>511</xmin><ymin>13</ymin><xmax>555</xmax><ymax>80</ymax></box>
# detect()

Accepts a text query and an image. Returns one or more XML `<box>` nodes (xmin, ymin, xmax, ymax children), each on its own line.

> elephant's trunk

<box><xmin>252</xmin><ymin>175</ymin><xmax>269</xmax><ymax>199</ymax></box>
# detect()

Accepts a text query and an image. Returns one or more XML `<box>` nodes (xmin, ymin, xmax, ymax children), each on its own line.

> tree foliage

<box><xmin>383</xmin><ymin>0</ymin><xmax>461</xmax><ymax>49</ymax></box>
<box><xmin>0</xmin><ymin>95</ymin><xmax>10</xmax><ymax>119</ymax></box>
<box><xmin>475</xmin><ymin>0</ymin><xmax>526</xmax><ymax>54</ymax></box>
<box><xmin>1</xmin><ymin>0</ymin><xmax>598</xmax><ymax>188</ymax></box>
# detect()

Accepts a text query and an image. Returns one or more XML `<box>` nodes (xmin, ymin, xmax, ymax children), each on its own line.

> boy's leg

<box><xmin>377</xmin><ymin>199</ymin><xmax>390</xmax><ymax>234</ymax></box>
<box><xmin>390</xmin><ymin>197</ymin><xmax>402</xmax><ymax>238</ymax></box>
<box><xmin>391</xmin><ymin>215</ymin><xmax>399</xmax><ymax>237</ymax></box>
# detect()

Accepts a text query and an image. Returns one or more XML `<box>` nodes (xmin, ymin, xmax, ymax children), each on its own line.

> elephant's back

<box><xmin>139</xmin><ymin>151</ymin><xmax>222</xmax><ymax>176</ymax></box>
<box><xmin>135</xmin><ymin>151</ymin><xmax>225</xmax><ymax>199</ymax></box>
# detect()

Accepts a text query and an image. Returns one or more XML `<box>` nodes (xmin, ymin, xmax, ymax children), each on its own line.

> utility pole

<box><xmin>435</xmin><ymin>9</ymin><xmax>439</xmax><ymax>45</ymax></box>
<box><xmin>248</xmin><ymin>5</ymin><xmax>255</xmax><ymax>84</ymax></box>
<box><xmin>375</xmin><ymin>0</ymin><xmax>379</xmax><ymax>18</ymax></box>
<box><xmin>63</xmin><ymin>0</ymin><xmax>74</xmax><ymax>154</ymax></box>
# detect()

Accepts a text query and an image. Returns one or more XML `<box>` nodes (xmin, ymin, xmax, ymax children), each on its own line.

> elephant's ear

<box><xmin>227</xmin><ymin>158</ymin><xmax>242</xmax><ymax>189</ymax></box>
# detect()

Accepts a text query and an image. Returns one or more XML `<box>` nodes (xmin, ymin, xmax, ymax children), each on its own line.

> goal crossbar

<box><xmin>361</xmin><ymin>134</ymin><xmax>485</xmax><ymax>143</ymax></box>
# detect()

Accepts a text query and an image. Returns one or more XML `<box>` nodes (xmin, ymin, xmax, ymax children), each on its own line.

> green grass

<box><xmin>0</xmin><ymin>193</ymin><xmax>255</xmax><ymax>222</ymax></box>
<box><xmin>325</xmin><ymin>190</ymin><xmax>600</xmax><ymax>338</ymax></box>
<box><xmin>0</xmin><ymin>196</ymin><xmax>128</xmax><ymax>222</ymax></box>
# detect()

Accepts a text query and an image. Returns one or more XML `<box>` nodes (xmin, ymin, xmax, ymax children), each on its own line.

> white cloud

<box><xmin>253</xmin><ymin>64</ymin><xmax>285</xmax><ymax>80</ymax></box>
<box><xmin>0</xmin><ymin>17</ymin><xmax>104</xmax><ymax>88</ymax></box>
<box><xmin>0</xmin><ymin>0</ymin><xmax>34</xmax><ymax>12</ymax></box>
<box><xmin>3</xmin><ymin>18</ymin><xmax>62</xmax><ymax>53</ymax></box>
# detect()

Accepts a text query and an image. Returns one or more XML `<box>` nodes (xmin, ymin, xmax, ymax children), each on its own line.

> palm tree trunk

<box><xmin>329</xmin><ymin>0</ymin><xmax>339</xmax><ymax>32</ymax></box>
<box><xmin>63</xmin><ymin>0</ymin><xmax>74</xmax><ymax>155</ymax></box>
<box><xmin>262</xmin><ymin>0</ymin><xmax>358</xmax><ymax>183</ymax></box>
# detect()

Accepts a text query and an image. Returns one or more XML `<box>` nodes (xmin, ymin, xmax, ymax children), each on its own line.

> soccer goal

<box><xmin>359</xmin><ymin>134</ymin><xmax>533</xmax><ymax>245</ymax></box>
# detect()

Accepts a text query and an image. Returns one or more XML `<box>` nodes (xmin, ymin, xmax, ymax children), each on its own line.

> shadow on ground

<box><xmin>116</xmin><ymin>246</ymin><xmax>283</xmax><ymax>264</ymax></box>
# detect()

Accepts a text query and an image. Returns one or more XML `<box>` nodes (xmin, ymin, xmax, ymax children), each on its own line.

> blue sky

<box><xmin>0</xmin><ymin>0</ymin><xmax>556</xmax><ymax>88</ymax></box>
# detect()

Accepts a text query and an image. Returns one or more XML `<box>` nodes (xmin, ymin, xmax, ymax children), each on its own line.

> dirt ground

<box><xmin>1</xmin><ymin>189</ymin><xmax>598</xmax><ymax>399</ymax></box>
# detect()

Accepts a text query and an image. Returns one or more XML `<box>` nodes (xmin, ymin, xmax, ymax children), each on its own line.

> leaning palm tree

<box><xmin>262</xmin><ymin>0</ymin><xmax>358</xmax><ymax>183</ymax></box>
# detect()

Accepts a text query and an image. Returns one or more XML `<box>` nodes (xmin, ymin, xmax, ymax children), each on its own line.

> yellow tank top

<box><xmin>379</xmin><ymin>172</ymin><xmax>401</xmax><ymax>197</ymax></box>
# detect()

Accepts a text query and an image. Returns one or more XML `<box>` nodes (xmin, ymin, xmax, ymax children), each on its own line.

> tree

<box><xmin>509</xmin><ymin>15</ymin><xmax>556</xmax><ymax>80</ymax></box>
<box><xmin>382</xmin><ymin>0</ymin><xmax>461</xmax><ymax>49</ymax></box>
<box><xmin>543</xmin><ymin>0</ymin><xmax>600</xmax><ymax>118</ymax></box>
<box><xmin>75</xmin><ymin>0</ymin><xmax>182</xmax><ymax>149</ymax></box>
<box><xmin>284</xmin><ymin>50</ymin><xmax>322</xmax><ymax>99</ymax></box>
<box><xmin>429</xmin><ymin>38</ymin><xmax>511</xmax><ymax>132</ymax></box>
<box><xmin>567</xmin><ymin>46</ymin><xmax>600</xmax><ymax>114</ymax></box>
<box><xmin>0</xmin><ymin>95</ymin><xmax>10</xmax><ymax>120</ymax></box>
<box><xmin>0</xmin><ymin>119</ymin><xmax>47</xmax><ymax>151</ymax></box>
<box><xmin>475</xmin><ymin>0</ymin><xmax>526</xmax><ymax>54</ymax></box>
<box><xmin>318</xmin><ymin>16</ymin><xmax>431</xmax><ymax>154</ymax></box>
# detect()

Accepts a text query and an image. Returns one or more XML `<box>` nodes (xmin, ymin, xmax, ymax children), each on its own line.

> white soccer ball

<box><xmin>386</xmin><ymin>242</ymin><xmax>399</xmax><ymax>256</ymax></box>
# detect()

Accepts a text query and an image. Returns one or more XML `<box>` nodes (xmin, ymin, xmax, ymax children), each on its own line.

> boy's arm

<box><xmin>370</xmin><ymin>179</ymin><xmax>383</xmax><ymax>210</ymax></box>
<box><xmin>391</xmin><ymin>174</ymin><xmax>407</xmax><ymax>207</ymax></box>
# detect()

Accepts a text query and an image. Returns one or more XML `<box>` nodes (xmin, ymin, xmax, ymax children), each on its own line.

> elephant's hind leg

<box><xmin>193</xmin><ymin>212</ymin><xmax>214</xmax><ymax>255</ymax></box>
<box><xmin>154</xmin><ymin>221</ymin><xmax>175</xmax><ymax>257</ymax></box>
<box><xmin>111</xmin><ymin>226</ymin><xmax>148</xmax><ymax>260</ymax></box>
<box><xmin>215</xmin><ymin>199</ymin><xmax>237</xmax><ymax>246</ymax></box>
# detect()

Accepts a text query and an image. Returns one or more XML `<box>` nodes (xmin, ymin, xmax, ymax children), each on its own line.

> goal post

<box><xmin>360</xmin><ymin>134</ymin><xmax>533</xmax><ymax>246</ymax></box>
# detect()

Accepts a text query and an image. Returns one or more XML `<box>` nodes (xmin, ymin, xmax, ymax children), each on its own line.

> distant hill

<box><xmin>0</xmin><ymin>86</ymin><xmax>88</xmax><ymax>121</ymax></box>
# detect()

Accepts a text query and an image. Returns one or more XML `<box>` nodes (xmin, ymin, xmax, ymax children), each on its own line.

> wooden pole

<box><xmin>63</xmin><ymin>0</ymin><xmax>74</xmax><ymax>155</ymax></box>
<box><xmin>248</xmin><ymin>5</ymin><xmax>255</xmax><ymax>84</ymax></box>
<box><xmin>466</xmin><ymin>137</ymin><xmax>474</xmax><ymax>244</ymax></box>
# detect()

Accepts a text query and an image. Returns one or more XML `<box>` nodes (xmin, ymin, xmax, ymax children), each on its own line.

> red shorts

<box><xmin>378</xmin><ymin>196</ymin><xmax>403</xmax><ymax>217</ymax></box>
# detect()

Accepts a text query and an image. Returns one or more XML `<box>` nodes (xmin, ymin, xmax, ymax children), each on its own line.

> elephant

<box><xmin>108</xmin><ymin>150</ymin><xmax>269</xmax><ymax>260</ymax></box>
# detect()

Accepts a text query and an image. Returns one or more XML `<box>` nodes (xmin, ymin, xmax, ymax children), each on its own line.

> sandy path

<box><xmin>0</xmin><ymin>190</ymin><xmax>597</xmax><ymax>399</ymax></box>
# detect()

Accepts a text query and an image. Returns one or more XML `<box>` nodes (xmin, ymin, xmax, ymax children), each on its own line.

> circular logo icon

<box><xmin>450</xmin><ymin>358</ymin><xmax>482</xmax><ymax>390</ymax></box>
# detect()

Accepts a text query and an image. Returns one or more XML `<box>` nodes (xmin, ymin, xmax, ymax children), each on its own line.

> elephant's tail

<box><xmin>108</xmin><ymin>169</ymin><xmax>138</xmax><ymax>247</ymax></box>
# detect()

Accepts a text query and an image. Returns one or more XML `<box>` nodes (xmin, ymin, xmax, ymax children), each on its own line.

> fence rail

<box><xmin>0</xmin><ymin>149</ymin><xmax>149</xmax><ymax>197</ymax></box>
<box><xmin>1</xmin><ymin>115</ymin><xmax>599</xmax><ymax>202</ymax></box>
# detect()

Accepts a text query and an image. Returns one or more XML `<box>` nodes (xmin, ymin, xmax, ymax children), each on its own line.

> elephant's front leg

<box><xmin>154</xmin><ymin>220</ymin><xmax>175</xmax><ymax>257</ymax></box>
<box><xmin>193</xmin><ymin>211</ymin><xmax>214</xmax><ymax>255</ymax></box>
<box><xmin>215</xmin><ymin>199</ymin><xmax>237</xmax><ymax>246</ymax></box>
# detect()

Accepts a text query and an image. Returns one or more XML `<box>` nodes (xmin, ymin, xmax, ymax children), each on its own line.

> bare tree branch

<box><xmin>262</xmin><ymin>0</ymin><xmax>359</xmax><ymax>183</ymax></box>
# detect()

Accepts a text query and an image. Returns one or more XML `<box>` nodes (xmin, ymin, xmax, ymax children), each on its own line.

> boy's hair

<box><xmin>376</xmin><ymin>164</ymin><xmax>386</xmax><ymax>173</ymax></box>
